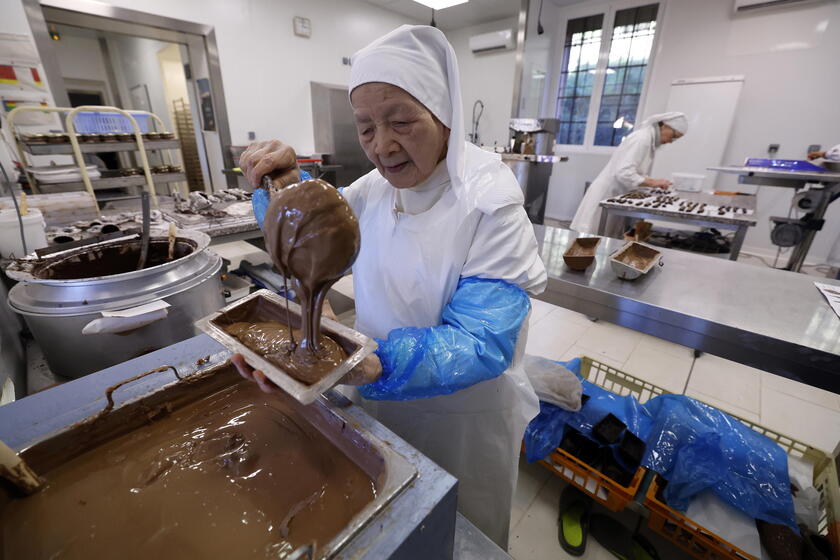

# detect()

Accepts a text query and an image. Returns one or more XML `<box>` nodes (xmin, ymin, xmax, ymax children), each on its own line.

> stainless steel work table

<box><xmin>597</xmin><ymin>191</ymin><xmax>757</xmax><ymax>260</ymax></box>
<box><xmin>534</xmin><ymin>225</ymin><xmax>840</xmax><ymax>394</ymax></box>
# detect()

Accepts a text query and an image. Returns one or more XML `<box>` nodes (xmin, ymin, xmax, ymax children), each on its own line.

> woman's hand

<box><xmin>342</xmin><ymin>354</ymin><xmax>383</xmax><ymax>386</ymax></box>
<box><xmin>642</xmin><ymin>177</ymin><xmax>672</xmax><ymax>189</ymax></box>
<box><xmin>239</xmin><ymin>140</ymin><xmax>300</xmax><ymax>189</ymax></box>
<box><xmin>231</xmin><ymin>353</ymin><xmax>279</xmax><ymax>394</ymax></box>
<box><xmin>808</xmin><ymin>151</ymin><xmax>826</xmax><ymax>160</ymax></box>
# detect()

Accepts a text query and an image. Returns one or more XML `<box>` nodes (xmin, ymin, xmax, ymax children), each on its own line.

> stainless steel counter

<box><xmin>534</xmin><ymin>225</ymin><xmax>840</xmax><ymax>393</ymax></box>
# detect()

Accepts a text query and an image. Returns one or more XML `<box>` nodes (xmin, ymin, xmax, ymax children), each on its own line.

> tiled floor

<box><xmin>217</xmin><ymin>240</ymin><xmax>840</xmax><ymax>559</ymax></box>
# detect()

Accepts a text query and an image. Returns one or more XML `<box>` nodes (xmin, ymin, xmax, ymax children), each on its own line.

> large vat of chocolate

<box><xmin>0</xmin><ymin>361</ymin><xmax>416</xmax><ymax>559</ymax></box>
<box><xmin>5</xmin><ymin>229</ymin><xmax>224</xmax><ymax>378</ymax></box>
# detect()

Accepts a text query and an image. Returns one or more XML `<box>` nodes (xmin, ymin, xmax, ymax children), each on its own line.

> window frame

<box><xmin>546</xmin><ymin>0</ymin><xmax>667</xmax><ymax>155</ymax></box>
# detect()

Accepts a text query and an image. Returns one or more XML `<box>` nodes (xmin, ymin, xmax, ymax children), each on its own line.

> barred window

<box><xmin>555</xmin><ymin>3</ymin><xmax>660</xmax><ymax>149</ymax></box>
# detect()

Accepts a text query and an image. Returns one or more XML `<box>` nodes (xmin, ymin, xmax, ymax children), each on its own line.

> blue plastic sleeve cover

<box><xmin>358</xmin><ymin>276</ymin><xmax>530</xmax><ymax>401</ymax></box>
<box><xmin>251</xmin><ymin>169</ymin><xmax>312</xmax><ymax>230</ymax></box>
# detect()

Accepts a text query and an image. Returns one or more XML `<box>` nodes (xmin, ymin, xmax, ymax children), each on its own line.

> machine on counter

<box><xmin>491</xmin><ymin>118</ymin><xmax>566</xmax><ymax>225</ymax></box>
<box><xmin>712</xmin><ymin>160</ymin><xmax>840</xmax><ymax>272</ymax></box>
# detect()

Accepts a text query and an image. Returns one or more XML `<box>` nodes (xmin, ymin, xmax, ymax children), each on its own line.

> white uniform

<box><xmin>345</xmin><ymin>25</ymin><xmax>547</xmax><ymax>547</ymax></box>
<box><xmin>342</xmin><ymin>142</ymin><xmax>545</xmax><ymax>547</ymax></box>
<box><xmin>570</xmin><ymin>125</ymin><xmax>658</xmax><ymax>237</ymax></box>
<box><xmin>570</xmin><ymin>112</ymin><xmax>688</xmax><ymax>238</ymax></box>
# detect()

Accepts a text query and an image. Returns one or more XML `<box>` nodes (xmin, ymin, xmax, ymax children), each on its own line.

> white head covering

<box><xmin>640</xmin><ymin>111</ymin><xmax>688</xmax><ymax>135</ymax></box>
<box><xmin>349</xmin><ymin>25</ymin><xmax>465</xmax><ymax>192</ymax></box>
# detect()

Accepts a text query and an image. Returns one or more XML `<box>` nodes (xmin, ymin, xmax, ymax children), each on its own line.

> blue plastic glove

<box><xmin>251</xmin><ymin>169</ymin><xmax>312</xmax><ymax>230</ymax></box>
<box><xmin>359</xmin><ymin>276</ymin><xmax>531</xmax><ymax>401</ymax></box>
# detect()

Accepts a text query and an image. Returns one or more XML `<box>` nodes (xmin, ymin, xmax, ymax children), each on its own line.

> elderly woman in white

<box><xmin>236</xmin><ymin>25</ymin><xmax>547</xmax><ymax>547</ymax></box>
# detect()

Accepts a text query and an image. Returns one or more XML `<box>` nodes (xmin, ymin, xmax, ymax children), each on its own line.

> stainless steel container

<box><xmin>501</xmin><ymin>153</ymin><xmax>557</xmax><ymax>225</ymax></box>
<box><xmin>1</xmin><ymin>361</ymin><xmax>416</xmax><ymax>560</ymax></box>
<box><xmin>6</xmin><ymin>230</ymin><xmax>224</xmax><ymax>378</ymax></box>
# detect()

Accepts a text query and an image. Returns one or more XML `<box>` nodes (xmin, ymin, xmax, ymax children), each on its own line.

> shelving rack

<box><xmin>8</xmin><ymin>105</ymin><xmax>187</xmax><ymax>212</ymax></box>
<box><xmin>173</xmin><ymin>98</ymin><xmax>204</xmax><ymax>192</ymax></box>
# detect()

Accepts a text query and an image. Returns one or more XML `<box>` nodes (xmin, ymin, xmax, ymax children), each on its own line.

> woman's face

<box><xmin>659</xmin><ymin>124</ymin><xmax>683</xmax><ymax>144</ymax></box>
<box><xmin>351</xmin><ymin>82</ymin><xmax>449</xmax><ymax>189</ymax></box>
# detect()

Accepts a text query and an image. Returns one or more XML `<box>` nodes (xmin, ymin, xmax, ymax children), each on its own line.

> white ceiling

<box><xmin>360</xmin><ymin>0</ymin><xmax>587</xmax><ymax>31</ymax></box>
<box><xmin>359</xmin><ymin>0</ymin><xmax>521</xmax><ymax>30</ymax></box>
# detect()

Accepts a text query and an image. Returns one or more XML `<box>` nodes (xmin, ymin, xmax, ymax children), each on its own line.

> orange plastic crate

<box><xmin>530</xmin><ymin>356</ymin><xmax>667</xmax><ymax>511</ymax></box>
<box><xmin>645</xmin><ymin>475</ymin><xmax>757</xmax><ymax>560</ymax></box>
<box><xmin>527</xmin><ymin>356</ymin><xmax>840</xmax><ymax>558</ymax></box>
<box><xmin>537</xmin><ymin>447</ymin><xmax>645</xmax><ymax>512</ymax></box>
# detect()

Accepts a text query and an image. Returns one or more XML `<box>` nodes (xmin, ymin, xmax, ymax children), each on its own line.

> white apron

<box><xmin>342</xmin><ymin>143</ymin><xmax>545</xmax><ymax>547</ymax></box>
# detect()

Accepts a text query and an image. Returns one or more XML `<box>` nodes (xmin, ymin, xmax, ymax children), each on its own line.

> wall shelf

<box><xmin>22</xmin><ymin>139</ymin><xmax>180</xmax><ymax>155</ymax></box>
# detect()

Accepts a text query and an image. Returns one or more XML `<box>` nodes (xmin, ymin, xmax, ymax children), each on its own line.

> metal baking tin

<box><xmin>563</xmin><ymin>236</ymin><xmax>601</xmax><ymax>271</ymax></box>
<box><xmin>4</xmin><ymin>362</ymin><xmax>416</xmax><ymax>560</ymax></box>
<box><xmin>195</xmin><ymin>289</ymin><xmax>377</xmax><ymax>405</ymax></box>
<box><xmin>609</xmin><ymin>241</ymin><xmax>663</xmax><ymax>281</ymax></box>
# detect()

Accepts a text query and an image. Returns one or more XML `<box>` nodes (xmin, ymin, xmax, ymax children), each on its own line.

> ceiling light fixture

<box><xmin>413</xmin><ymin>0</ymin><xmax>468</xmax><ymax>10</ymax></box>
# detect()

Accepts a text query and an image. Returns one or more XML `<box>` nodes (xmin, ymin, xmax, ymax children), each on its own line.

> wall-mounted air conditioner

<box><xmin>469</xmin><ymin>29</ymin><xmax>514</xmax><ymax>54</ymax></box>
<box><xmin>734</xmin><ymin>0</ymin><xmax>821</xmax><ymax>12</ymax></box>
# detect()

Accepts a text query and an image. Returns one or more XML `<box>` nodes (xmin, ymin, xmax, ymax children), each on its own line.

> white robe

<box><xmin>341</xmin><ymin>142</ymin><xmax>546</xmax><ymax>548</ymax></box>
<box><xmin>570</xmin><ymin>124</ymin><xmax>660</xmax><ymax>237</ymax></box>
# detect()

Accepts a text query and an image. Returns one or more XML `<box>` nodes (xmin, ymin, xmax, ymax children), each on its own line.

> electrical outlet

<box><xmin>248</xmin><ymin>131</ymin><xmax>256</xmax><ymax>141</ymax></box>
<box><xmin>808</xmin><ymin>144</ymin><xmax>821</xmax><ymax>154</ymax></box>
<box><xmin>342</xmin><ymin>57</ymin><xmax>352</xmax><ymax>66</ymax></box>
<box><xmin>768</xmin><ymin>144</ymin><xmax>779</xmax><ymax>155</ymax></box>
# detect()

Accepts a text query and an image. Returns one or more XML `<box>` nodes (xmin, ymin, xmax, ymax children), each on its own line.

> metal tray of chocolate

<box><xmin>1</xmin><ymin>361</ymin><xmax>417</xmax><ymax>560</ymax></box>
<box><xmin>195</xmin><ymin>288</ymin><xmax>378</xmax><ymax>405</ymax></box>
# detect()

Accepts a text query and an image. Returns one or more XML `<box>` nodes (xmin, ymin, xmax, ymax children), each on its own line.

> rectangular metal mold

<box><xmin>609</xmin><ymin>242</ymin><xmax>663</xmax><ymax>280</ymax></box>
<box><xmin>195</xmin><ymin>289</ymin><xmax>377</xmax><ymax>405</ymax></box>
<box><xmin>4</xmin><ymin>362</ymin><xmax>416</xmax><ymax>560</ymax></box>
<box><xmin>563</xmin><ymin>236</ymin><xmax>601</xmax><ymax>271</ymax></box>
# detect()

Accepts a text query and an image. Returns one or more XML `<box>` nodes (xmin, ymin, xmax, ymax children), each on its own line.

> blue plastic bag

<box><xmin>523</xmin><ymin>358</ymin><xmax>580</xmax><ymax>462</ymax></box>
<box><xmin>642</xmin><ymin>395</ymin><xmax>796</xmax><ymax>530</ymax></box>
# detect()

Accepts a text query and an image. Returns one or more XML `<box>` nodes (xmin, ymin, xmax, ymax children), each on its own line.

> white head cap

<box><xmin>640</xmin><ymin>111</ymin><xmax>688</xmax><ymax>135</ymax></box>
<box><xmin>349</xmin><ymin>25</ymin><xmax>465</xmax><ymax>191</ymax></box>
